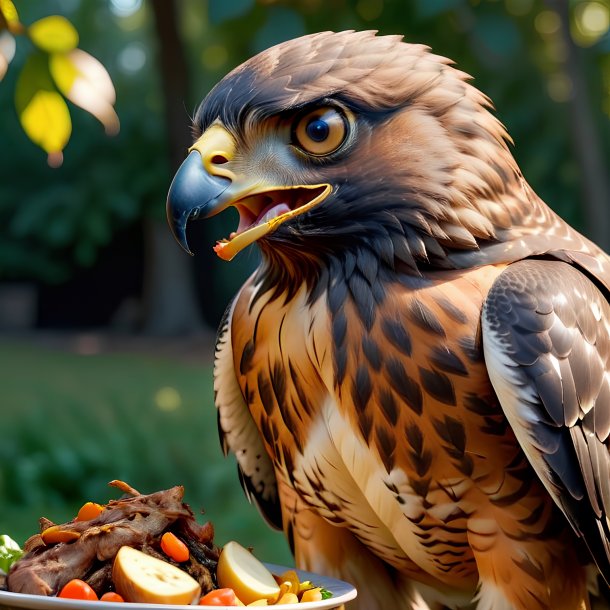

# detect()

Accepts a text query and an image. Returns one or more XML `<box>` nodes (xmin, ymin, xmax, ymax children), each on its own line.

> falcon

<box><xmin>166</xmin><ymin>31</ymin><xmax>610</xmax><ymax>610</ymax></box>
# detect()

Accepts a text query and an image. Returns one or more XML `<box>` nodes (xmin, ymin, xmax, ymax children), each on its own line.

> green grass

<box><xmin>0</xmin><ymin>342</ymin><xmax>291</xmax><ymax>565</ymax></box>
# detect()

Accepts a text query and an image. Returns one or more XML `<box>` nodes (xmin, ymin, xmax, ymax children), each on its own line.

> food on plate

<box><xmin>0</xmin><ymin>535</ymin><xmax>23</xmax><ymax>575</ymax></box>
<box><xmin>198</xmin><ymin>587</ymin><xmax>243</xmax><ymax>606</ymax></box>
<box><xmin>1</xmin><ymin>482</ymin><xmax>332</xmax><ymax>605</ymax></box>
<box><xmin>160</xmin><ymin>532</ymin><xmax>190</xmax><ymax>563</ymax></box>
<box><xmin>58</xmin><ymin>579</ymin><xmax>99</xmax><ymax>601</ymax></box>
<box><xmin>112</xmin><ymin>546</ymin><xmax>201</xmax><ymax>604</ymax></box>
<box><xmin>217</xmin><ymin>541</ymin><xmax>280</xmax><ymax>605</ymax></box>
<box><xmin>99</xmin><ymin>591</ymin><xmax>125</xmax><ymax>603</ymax></box>
<box><xmin>5</xmin><ymin>481</ymin><xmax>218</xmax><ymax>599</ymax></box>
<box><xmin>76</xmin><ymin>502</ymin><xmax>104</xmax><ymax>522</ymax></box>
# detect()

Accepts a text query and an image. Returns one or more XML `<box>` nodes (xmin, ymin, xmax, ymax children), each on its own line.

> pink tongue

<box><xmin>233</xmin><ymin>203</ymin><xmax>292</xmax><ymax>239</ymax></box>
<box><xmin>257</xmin><ymin>202</ymin><xmax>291</xmax><ymax>224</ymax></box>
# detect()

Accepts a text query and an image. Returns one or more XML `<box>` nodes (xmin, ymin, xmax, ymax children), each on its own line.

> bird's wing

<box><xmin>214</xmin><ymin>285</ymin><xmax>282</xmax><ymax>530</ymax></box>
<box><xmin>482</xmin><ymin>258</ymin><xmax>610</xmax><ymax>581</ymax></box>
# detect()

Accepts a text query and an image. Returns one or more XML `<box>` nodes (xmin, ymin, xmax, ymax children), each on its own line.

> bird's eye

<box><xmin>293</xmin><ymin>107</ymin><xmax>347</xmax><ymax>156</ymax></box>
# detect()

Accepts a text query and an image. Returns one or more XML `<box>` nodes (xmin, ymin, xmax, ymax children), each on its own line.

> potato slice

<box><xmin>112</xmin><ymin>545</ymin><xmax>201</xmax><ymax>604</ymax></box>
<box><xmin>276</xmin><ymin>592</ymin><xmax>299</xmax><ymax>604</ymax></box>
<box><xmin>300</xmin><ymin>588</ymin><xmax>323</xmax><ymax>602</ymax></box>
<box><xmin>216</xmin><ymin>541</ymin><xmax>280</xmax><ymax>605</ymax></box>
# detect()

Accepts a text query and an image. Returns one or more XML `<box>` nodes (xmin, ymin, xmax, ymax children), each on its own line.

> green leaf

<box><xmin>75</xmin><ymin>238</ymin><xmax>96</xmax><ymax>267</ymax></box>
<box><xmin>15</xmin><ymin>53</ymin><xmax>71</xmax><ymax>165</ymax></box>
<box><xmin>82</xmin><ymin>205</ymin><xmax>111</xmax><ymax>245</ymax></box>
<box><xmin>320</xmin><ymin>588</ymin><xmax>333</xmax><ymax>600</ymax></box>
<box><xmin>0</xmin><ymin>534</ymin><xmax>23</xmax><ymax>573</ymax></box>
<box><xmin>28</xmin><ymin>15</ymin><xmax>78</xmax><ymax>53</ymax></box>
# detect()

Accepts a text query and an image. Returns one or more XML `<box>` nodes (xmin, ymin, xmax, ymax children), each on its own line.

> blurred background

<box><xmin>0</xmin><ymin>0</ymin><xmax>609</xmax><ymax>564</ymax></box>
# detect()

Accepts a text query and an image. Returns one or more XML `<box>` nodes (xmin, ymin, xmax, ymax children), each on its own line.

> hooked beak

<box><xmin>166</xmin><ymin>150</ymin><xmax>230</xmax><ymax>255</ymax></box>
<box><xmin>166</xmin><ymin>124</ymin><xmax>331</xmax><ymax>261</ymax></box>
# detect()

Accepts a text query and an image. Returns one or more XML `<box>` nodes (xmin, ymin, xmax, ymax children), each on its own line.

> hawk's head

<box><xmin>167</xmin><ymin>31</ymin><xmax>522</xmax><ymax>273</ymax></box>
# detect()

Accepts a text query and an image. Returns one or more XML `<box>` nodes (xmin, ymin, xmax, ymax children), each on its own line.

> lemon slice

<box><xmin>216</xmin><ymin>541</ymin><xmax>280</xmax><ymax>605</ymax></box>
<box><xmin>112</xmin><ymin>545</ymin><xmax>201</xmax><ymax>604</ymax></box>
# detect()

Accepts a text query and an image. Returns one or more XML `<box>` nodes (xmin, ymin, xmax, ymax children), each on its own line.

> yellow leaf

<box><xmin>16</xmin><ymin>54</ymin><xmax>71</xmax><ymax>164</ymax></box>
<box><xmin>20</xmin><ymin>89</ymin><xmax>71</xmax><ymax>158</ymax></box>
<box><xmin>0</xmin><ymin>0</ymin><xmax>19</xmax><ymax>27</ymax></box>
<box><xmin>50</xmin><ymin>48</ymin><xmax>119</xmax><ymax>135</ymax></box>
<box><xmin>49</xmin><ymin>51</ymin><xmax>78</xmax><ymax>91</ymax></box>
<box><xmin>28</xmin><ymin>15</ymin><xmax>78</xmax><ymax>53</ymax></box>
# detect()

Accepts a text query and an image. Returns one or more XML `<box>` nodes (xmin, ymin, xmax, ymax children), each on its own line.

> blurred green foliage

<box><xmin>0</xmin><ymin>0</ymin><xmax>166</xmax><ymax>285</ymax></box>
<box><xmin>1</xmin><ymin>0</ymin><xmax>608</xmax><ymax>291</ymax></box>
<box><xmin>0</xmin><ymin>1</ymin><xmax>120</xmax><ymax>166</ymax></box>
<box><xmin>0</xmin><ymin>343</ymin><xmax>292</xmax><ymax>564</ymax></box>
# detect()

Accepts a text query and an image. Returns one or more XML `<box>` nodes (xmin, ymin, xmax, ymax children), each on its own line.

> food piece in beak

<box><xmin>213</xmin><ymin>184</ymin><xmax>331</xmax><ymax>261</ymax></box>
<box><xmin>233</xmin><ymin>202</ymin><xmax>291</xmax><ymax>237</ymax></box>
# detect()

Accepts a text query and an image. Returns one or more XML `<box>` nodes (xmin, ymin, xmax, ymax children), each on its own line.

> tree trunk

<box><xmin>143</xmin><ymin>0</ymin><xmax>203</xmax><ymax>335</ymax></box>
<box><xmin>553</xmin><ymin>0</ymin><xmax>610</xmax><ymax>250</ymax></box>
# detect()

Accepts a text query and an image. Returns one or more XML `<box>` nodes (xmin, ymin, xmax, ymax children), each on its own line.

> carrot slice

<box><xmin>76</xmin><ymin>502</ymin><xmax>104</xmax><ymax>521</ymax></box>
<box><xmin>161</xmin><ymin>532</ymin><xmax>190</xmax><ymax>563</ymax></box>
<box><xmin>41</xmin><ymin>526</ymin><xmax>80</xmax><ymax>544</ymax></box>
<box><xmin>100</xmin><ymin>592</ymin><xmax>125</xmax><ymax>602</ymax></box>
<box><xmin>58</xmin><ymin>579</ymin><xmax>98</xmax><ymax>601</ymax></box>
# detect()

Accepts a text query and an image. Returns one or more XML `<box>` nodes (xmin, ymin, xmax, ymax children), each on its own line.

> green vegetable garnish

<box><xmin>0</xmin><ymin>534</ymin><xmax>23</xmax><ymax>574</ymax></box>
<box><xmin>320</xmin><ymin>587</ymin><xmax>333</xmax><ymax>600</ymax></box>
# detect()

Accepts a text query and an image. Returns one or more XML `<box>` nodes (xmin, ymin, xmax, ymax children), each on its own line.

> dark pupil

<box><xmin>306</xmin><ymin>118</ymin><xmax>329</xmax><ymax>142</ymax></box>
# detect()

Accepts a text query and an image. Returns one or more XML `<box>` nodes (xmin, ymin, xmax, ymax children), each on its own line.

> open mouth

<box><xmin>213</xmin><ymin>184</ymin><xmax>331</xmax><ymax>261</ymax></box>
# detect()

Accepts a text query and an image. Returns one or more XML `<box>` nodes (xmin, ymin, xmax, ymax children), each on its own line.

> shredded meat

<box><xmin>84</xmin><ymin>563</ymin><xmax>113</xmax><ymax>596</ymax></box>
<box><xmin>7</xmin><ymin>483</ymin><xmax>219</xmax><ymax>597</ymax></box>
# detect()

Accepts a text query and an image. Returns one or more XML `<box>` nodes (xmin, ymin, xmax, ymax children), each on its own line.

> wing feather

<box><xmin>482</xmin><ymin>259</ymin><xmax>610</xmax><ymax>583</ymax></box>
<box><xmin>214</xmin><ymin>287</ymin><xmax>282</xmax><ymax>530</ymax></box>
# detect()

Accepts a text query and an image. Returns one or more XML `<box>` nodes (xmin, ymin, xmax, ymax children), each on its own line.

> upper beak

<box><xmin>166</xmin><ymin>151</ymin><xmax>231</xmax><ymax>255</ymax></box>
<box><xmin>166</xmin><ymin>125</ymin><xmax>238</xmax><ymax>256</ymax></box>
<box><xmin>166</xmin><ymin>123</ymin><xmax>332</xmax><ymax>261</ymax></box>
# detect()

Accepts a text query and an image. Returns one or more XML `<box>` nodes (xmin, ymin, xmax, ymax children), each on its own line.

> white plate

<box><xmin>0</xmin><ymin>563</ymin><xmax>356</xmax><ymax>610</ymax></box>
